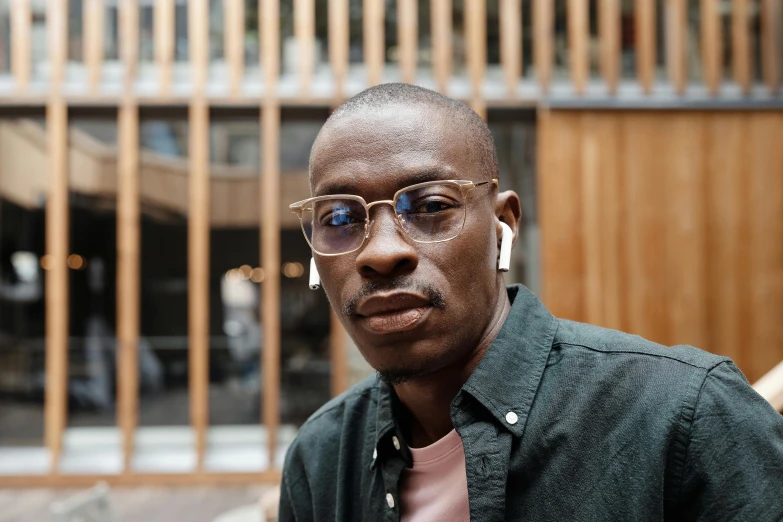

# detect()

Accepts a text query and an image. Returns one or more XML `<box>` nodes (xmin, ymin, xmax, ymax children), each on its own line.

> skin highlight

<box><xmin>309</xmin><ymin>102</ymin><xmax>521</xmax><ymax>448</ymax></box>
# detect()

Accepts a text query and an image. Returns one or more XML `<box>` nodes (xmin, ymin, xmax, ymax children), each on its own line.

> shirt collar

<box><xmin>373</xmin><ymin>284</ymin><xmax>557</xmax><ymax>451</ymax></box>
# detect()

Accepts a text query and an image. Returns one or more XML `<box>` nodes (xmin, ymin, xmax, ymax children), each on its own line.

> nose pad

<box><xmin>365</xmin><ymin>219</ymin><xmax>374</xmax><ymax>239</ymax></box>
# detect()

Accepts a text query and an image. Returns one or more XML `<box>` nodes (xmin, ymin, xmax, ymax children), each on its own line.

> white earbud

<box><xmin>309</xmin><ymin>257</ymin><xmax>321</xmax><ymax>290</ymax></box>
<box><xmin>498</xmin><ymin>222</ymin><xmax>513</xmax><ymax>272</ymax></box>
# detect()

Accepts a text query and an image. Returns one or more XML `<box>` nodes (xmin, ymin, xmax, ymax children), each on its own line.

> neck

<box><xmin>393</xmin><ymin>283</ymin><xmax>511</xmax><ymax>448</ymax></box>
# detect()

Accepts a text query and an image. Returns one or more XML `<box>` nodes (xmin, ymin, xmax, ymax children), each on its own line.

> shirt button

<box><xmin>372</xmin><ymin>448</ymin><xmax>377</xmax><ymax>460</ymax></box>
<box><xmin>505</xmin><ymin>411</ymin><xmax>519</xmax><ymax>425</ymax></box>
<box><xmin>392</xmin><ymin>436</ymin><xmax>401</xmax><ymax>451</ymax></box>
<box><xmin>386</xmin><ymin>493</ymin><xmax>395</xmax><ymax>509</ymax></box>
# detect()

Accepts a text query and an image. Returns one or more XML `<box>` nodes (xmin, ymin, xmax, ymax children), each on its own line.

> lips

<box><xmin>354</xmin><ymin>292</ymin><xmax>433</xmax><ymax>335</ymax></box>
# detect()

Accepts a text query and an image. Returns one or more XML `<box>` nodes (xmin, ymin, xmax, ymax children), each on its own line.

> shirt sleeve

<box><xmin>676</xmin><ymin>361</ymin><xmax>783</xmax><ymax>521</ymax></box>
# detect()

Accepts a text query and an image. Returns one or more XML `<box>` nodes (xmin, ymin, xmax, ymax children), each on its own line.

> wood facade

<box><xmin>0</xmin><ymin>0</ymin><xmax>781</xmax><ymax>487</ymax></box>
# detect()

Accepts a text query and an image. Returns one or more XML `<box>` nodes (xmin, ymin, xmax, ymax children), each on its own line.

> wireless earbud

<box><xmin>309</xmin><ymin>257</ymin><xmax>321</xmax><ymax>290</ymax></box>
<box><xmin>498</xmin><ymin>222</ymin><xmax>513</xmax><ymax>272</ymax></box>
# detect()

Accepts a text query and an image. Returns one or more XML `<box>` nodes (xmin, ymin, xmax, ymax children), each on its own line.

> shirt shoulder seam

<box><xmin>552</xmin><ymin>341</ymin><xmax>730</xmax><ymax>371</ymax></box>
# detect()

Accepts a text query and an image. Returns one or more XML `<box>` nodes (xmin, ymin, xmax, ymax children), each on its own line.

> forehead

<box><xmin>310</xmin><ymin>105</ymin><xmax>482</xmax><ymax>197</ymax></box>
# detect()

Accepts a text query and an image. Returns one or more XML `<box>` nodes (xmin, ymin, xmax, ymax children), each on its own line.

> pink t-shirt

<box><xmin>399</xmin><ymin>429</ymin><xmax>470</xmax><ymax>522</ymax></box>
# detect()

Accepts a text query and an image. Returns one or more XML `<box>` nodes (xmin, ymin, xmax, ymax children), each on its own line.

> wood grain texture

<box><xmin>499</xmin><ymin>0</ymin><xmax>522</xmax><ymax>97</ymax></box>
<box><xmin>568</xmin><ymin>0</ymin><xmax>589</xmax><ymax>94</ymax></box>
<box><xmin>635</xmin><ymin>0</ymin><xmax>656</xmax><ymax>93</ymax></box>
<box><xmin>432</xmin><ymin>0</ymin><xmax>453</xmax><ymax>92</ymax></box>
<box><xmin>534</xmin><ymin>0</ymin><xmax>553</xmax><ymax>92</ymax></box>
<box><xmin>538</xmin><ymin>110</ymin><xmax>783</xmax><ymax>383</ymax></box>
<box><xmin>701</xmin><ymin>0</ymin><xmax>722</xmax><ymax>95</ymax></box>
<box><xmin>10</xmin><ymin>0</ymin><xmax>31</xmax><ymax>91</ymax></box>
<box><xmin>732</xmin><ymin>0</ymin><xmax>751</xmax><ymax>92</ymax></box>
<box><xmin>665</xmin><ymin>0</ymin><xmax>687</xmax><ymax>94</ymax></box>
<box><xmin>598</xmin><ymin>0</ymin><xmax>620</xmax><ymax>93</ymax></box>
<box><xmin>398</xmin><ymin>0</ymin><xmax>418</xmax><ymax>83</ymax></box>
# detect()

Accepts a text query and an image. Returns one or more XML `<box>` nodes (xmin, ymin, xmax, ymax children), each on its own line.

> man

<box><xmin>279</xmin><ymin>84</ymin><xmax>783</xmax><ymax>521</ymax></box>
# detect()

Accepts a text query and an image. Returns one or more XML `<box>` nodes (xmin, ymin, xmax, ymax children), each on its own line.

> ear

<box><xmin>495</xmin><ymin>190</ymin><xmax>522</xmax><ymax>248</ymax></box>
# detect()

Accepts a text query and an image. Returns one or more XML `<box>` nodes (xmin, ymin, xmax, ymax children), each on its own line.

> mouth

<box><xmin>354</xmin><ymin>292</ymin><xmax>434</xmax><ymax>335</ymax></box>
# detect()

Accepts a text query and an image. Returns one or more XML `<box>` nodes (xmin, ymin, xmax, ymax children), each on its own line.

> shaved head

<box><xmin>310</xmin><ymin>83</ymin><xmax>499</xmax><ymax>182</ymax></box>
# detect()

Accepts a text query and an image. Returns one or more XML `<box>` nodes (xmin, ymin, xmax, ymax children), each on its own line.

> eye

<box><xmin>320</xmin><ymin>209</ymin><xmax>362</xmax><ymax>226</ymax></box>
<box><xmin>411</xmin><ymin>197</ymin><xmax>456</xmax><ymax>214</ymax></box>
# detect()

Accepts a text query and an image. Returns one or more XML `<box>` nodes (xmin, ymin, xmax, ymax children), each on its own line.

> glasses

<box><xmin>289</xmin><ymin>179</ymin><xmax>498</xmax><ymax>256</ymax></box>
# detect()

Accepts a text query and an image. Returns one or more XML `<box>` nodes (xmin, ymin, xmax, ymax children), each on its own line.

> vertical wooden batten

<box><xmin>701</xmin><ymin>0</ymin><xmax>723</xmax><ymax>95</ymax></box>
<box><xmin>329</xmin><ymin>0</ymin><xmax>349</xmax><ymax>99</ymax></box>
<box><xmin>465</xmin><ymin>0</ymin><xmax>487</xmax><ymax>104</ymax></box>
<box><xmin>636</xmin><ymin>0</ymin><xmax>656</xmax><ymax>93</ymax></box>
<box><xmin>261</xmin><ymin>0</ymin><xmax>281</xmax><ymax>469</ymax></box>
<box><xmin>499</xmin><ymin>0</ymin><xmax>522</xmax><ymax>98</ymax></box>
<box><xmin>568</xmin><ymin>0</ymin><xmax>590</xmax><ymax>95</ymax></box>
<box><xmin>10</xmin><ymin>0</ymin><xmax>32</xmax><ymax>92</ymax></box>
<box><xmin>364</xmin><ymin>0</ymin><xmax>385</xmax><ymax>86</ymax></box>
<box><xmin>398</xmin><ymin>0</ymin><xmax>418</xmax><ymax>84</ymax></box>
<box><xmin>44</xmin><ymin>0</ymin><xmax>68</xmax><ymax>473</ymax></box>
<box><xmin>117</xmin><ymin>0</ymin><xmax>140</xmax><ymax>474</ymax></box>
<box><xmin>224</xmin><ymin>0</ymin><xmax>246</xmax><ymax>97</ymax></box>
<box><xmin>295</xmin><ymin>0</ymin><xmax>315</xmax><ymax>98</ymax></box>
<box><xmin>534</xmin><ymin>0</ymin><xmax>553</xmax><ymax>93</ymax></box>
<box><xmin>732</xmin><ymin>0</ymin><xmax>751</xmax><ymax>93</ymax></box>
<box><xmin>599</xmin><ymin>0</ymin><xmax>620</xmax><ymax>93</ymax></box>
<box><xmin>760</xmin><ymin>0</ymin><xmax>782</xmax><ymax>93</ymax></box>
<box><xmin>432</xmin><ymin>0</ymin><xmax>453</xmax><ymax>92</ymax></box>
<box><xmin>188</xmin><ymin>0</ymin><xmax>210</xmax><ymax>472</ymax></box>
<box><xmin>84</xmin><ymin>0</ymin><xmax>105</xmax><ymax>93</ymax></box>
<box><xmin>665</xmin><ymin>0</ymin><xmax>687</xmax><ymax>94</ymax></box>
<box><xmin>154</xmin><ymin>0</ymin><xmax>175</xmax><ymax>96</ymax></box>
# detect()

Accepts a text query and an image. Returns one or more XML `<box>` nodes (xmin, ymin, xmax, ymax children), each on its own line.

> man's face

<box><xmin>309</xmin><ymin>104</ymin><xmax>502</xmax><ymax>382</ymax></box>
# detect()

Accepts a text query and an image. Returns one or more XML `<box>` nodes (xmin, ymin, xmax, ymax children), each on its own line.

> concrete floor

<box><xmin>0</xmin><ymin>485</ymin><xmax>275</xmax><ymax>522</ymax></box>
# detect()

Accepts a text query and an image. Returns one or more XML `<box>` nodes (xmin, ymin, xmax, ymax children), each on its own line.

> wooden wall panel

<box><xmin>539</xmin><ymin>110</ymin><xmax>783</xmax><ymax>383</ymax></box>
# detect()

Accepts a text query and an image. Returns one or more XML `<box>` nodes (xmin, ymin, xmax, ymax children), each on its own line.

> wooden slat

<box><xmin>364</xmin><ymin>0</ymin><xmax>385</xmax><ymax>86</ymax></box>
<box><xmin>295</xmin><ymin>0</ymin><xmax>315</xmax><ymax>97</ymax></box>
<box><xmin>330</xmin><ymin>310</ymin><xmax>348</xmax><ymax>397</ymax></box>
<box><xmin>84</xmin><ymin>0</ymin><xmax>105</xmax><ymax>92</ymax></box>
<box><xmin>44</xmin><ymin>99</ymin><xmax>68</xmax><ymax>473</ymax></box>
<box><xmin>329</xmin><ymin>0</ymin><xmax>349</xmax><ymax>98</ymax></box>
<box><xmin>732</xmin><ymin>0</ymin><xmax>751</xmax><ymax>93</ymax></box>
<box><xmin>0</xmin><ymin>470</ymin><xmax>282</xmax><ymax>488</ymax></box>
<box><xmin>581</xmin><ymin>114</ymin><xmax>602</xmax><ymax>324</ymax></box>
<box><xmin>760</xmin><ymin>0</ymin><xmax>782</xmax><ymax>93</ymax></box>
<box><xmin>398</xmin><ymin>0</ymin><xmax>418</xmax><ymax>83</ymax></box>
<box><xmin>499</xmin><ymin>0</ymin><xmax>522</xmax><ymax>98</ymax></box>
<box><xmin>154</xmin><ymin>0</ymin><xmax>175</xmax><ymax>95</ymax></box>
<box><xmin>188</xmin><ymin>100</ymin><xmax>210</xmax><ymax>471</ymax></box>
<box><xmin>189</xmin><ymin>0</ymin><xmax>209</xmax><ymax>94</ymax></box>
<box><xmin>568</xmin><ymin>0</ymin><xmax>589</xmax><ymax>94</ymax></box>
<box><xmin>261</xmin><ymin>0</ymin><xmax>280</xmax><ymax>91</ymax></box>
<box><xmin>665</xmin><ymin>0</ymin><xmax>686</xmax><ymax>94</ymax></box>
<box><xmin>116</xmin><ymin>102</ymin><xmax>139</xmax><ymax>473</ymax></box>
<box><xmin>119</xmin><ymin>0</ymin><xmax>139</xmax><ymax>95</ymax></box>
<box><xmin>261</xmin><ymin>103</ymin><xmax>281</xmax><ymax>468</ymax></box>
<box><xmin>224</xmin><ymin>0</ymin><xmax>246</xmax><ymax>96</ymax></box>
<box><xmin>599</xmin><ymin>0</ymin><xmax>620</xmax><ymax>93</ymax></box>
<box><xmin>533</xmin><ymin>0</ymin><xmax>553</xmax><ymax>93</ymax></box>
<box><xmin>465</xmin><ymin>0</ymin><xmax>487</xmax><ymax>100</ymax></box>
<box><xmin>635</xmin><ymin>0</ymin><xmax>656</xmax><ymax>93</ymax></box>
<box><xmin>431</xmin><ymin>0</ymin><xmax>453</xmax><ymax>92</ymax></box>
<box><xmin>10</xmin><ymin>0</ymin><xmax>31</xmax><ymax>91</ymax></box>
<box><xmin>48</xmin><ymin>0</ymin><xmax>67</xmax><ymax>88</ymax></box>
<box><xmin>701</xmin><ymin>0</ymin><xmax>723</xmax><ymax>95</ymax></box>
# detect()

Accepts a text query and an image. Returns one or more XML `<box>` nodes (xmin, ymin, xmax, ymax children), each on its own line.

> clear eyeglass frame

<box><xmin>289</xmin><ymin>178</ymin><xmax>499</xmax><ymax>256</ymax></box>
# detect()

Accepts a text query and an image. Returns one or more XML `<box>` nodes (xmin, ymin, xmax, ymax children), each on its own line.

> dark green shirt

<box><xmin>279</xmin><ymin>285</ymin><xmax>783</xmax><ymax>521</ymax></box>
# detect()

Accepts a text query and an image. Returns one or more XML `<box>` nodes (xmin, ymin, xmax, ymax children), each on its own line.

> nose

<box><xmin>355</xmin><ymin>204</ymin><xmax>418</xmax><ymax>279</ymax></box>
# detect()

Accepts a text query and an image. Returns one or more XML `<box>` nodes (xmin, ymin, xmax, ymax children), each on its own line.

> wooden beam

<box><xmin>261</xmin><ymin>0</ymin><xmax>280</xmax><ymax>92</ymax></box>
<box><xmin>119</xmin><ymin>0</ymin><xmax>139</xmax><ymax>95</ymax></box>
<box><xmin>295</xmin><ymin>0</ymin><xmax>315</xmax><ymax>97</ymax></box>
<box><xmin>0</xmin><ymin>470</ymin><xmax>283</xmax><ymax>489</ymax></box>
<box><xmin>188</xmin><ymin>100</ymin><xmax>210</xmax><ymax>471</ymax></box>
<box><xmin>364</xmin><ymin>0</ymin><xmax>385</xmax><ymax>86</ymax></box>
<box><xmin>732</xmin><ymin>0</ymin><xmax>751</xmax><ymax>93</ymax></box>
<box><xmin>398</xmin><ymin>0</ymin><xmax>418</xmax><ymax>83</ymax></box>
<box><xmin>48</xmin><ymin>0</ymin><xmax>67</xmax><ymax>88</ymax></box>
<box><xmin>10</xmin><ymin>0</ymin><xmax>31</xmax><ymax>92</ymax></box>
<box><xmin>760</xmin><ymin>0</ymin><xmax>782</xmax><ymax>93</ymax></box>
<box><xmin>116</xmin><ymin>102</ymin><xmax>139</xmax><ymax>474</ymax></box>
<box><xmin>44</xmin><ymin>99</ymin><xmax>69</xmax><ymax>474</ymax></box>
<box><xmin>189</xmin><ymin>0</ymin><xmax>209</xmax><ymax>95</ymax></box>
<box><xmin>665</xmin><ymin>0</ymin><xmax>687</xmax><ymax>94</ymax></box>
<box><xmin>599</xmin><ymin>0</ymin><xmax>620</xmax><ymax>93</ymax></box>
<box><xmin>431</xmin><ymin>0</ymin><xmax>453</xmax><ymax>92</ymax></box>
<box><xmin>154</xmin><ymin>0</ymin><xmax>175</xmax><ymax>95</ymax></box>
<box><xmin>636</xmin><ymin>0</ymin><xmax>656</xmax><ymax>93</ymax></box>
<box><xmin>465</xmin><ymin>0</ymin><xmax>487</xmax><ymax>100</ymax></box>
<box><xmin>534</xmin><ymin>0</ymin><xmax>553</xmax><ymax>93</ymax></box>
<box><xmin>329</xmin><ymin>0</ymin><xmax>349</xmax><ymax>99</ymax></box>
<box><xmin>84</xmin><ymin>0</ymin><xmax>105</xmax><ymax>93</ymax></box>
<box><xmin>261</xmin><ymin>103</ymin><xmax>281</xmax><ymax>468</ymax></box>
<box><xmin>701</xmin><ymin>0</ymin><xmax>723</xmax><ymax>95</ymax></box>
<box><xmin>224</xmin><ymin>0</ymin><xmax>246</xmax><ymax>96</ymax></box>
<box><xmin>568</xmin><ymin>0</ymin><xmax>590</xmax><ymax>94</ymax></box>
<box><xmin>500</xmin><ymin>0</ymin><xmax>522</xmax><ymax>98</ymax></box>
<box><xmin>330</xmin><ymin>310</ymin><xmax>348</xmax><ymax>397</ymax></box>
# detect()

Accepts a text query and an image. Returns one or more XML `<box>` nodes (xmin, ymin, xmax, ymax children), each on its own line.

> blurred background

<box><xmin>0</xmin><ymin>0</ymin><xmax>781</xmax><ymax>520</ymax></box>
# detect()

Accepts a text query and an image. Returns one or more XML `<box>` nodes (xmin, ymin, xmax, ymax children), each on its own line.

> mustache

<box><xmin>342</xmin><ymin>277</ymin><xmax>446</xmax><ymax>316</ymax></box>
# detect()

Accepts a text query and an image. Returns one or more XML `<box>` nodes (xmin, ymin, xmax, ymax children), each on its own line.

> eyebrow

<box><xmin>314</xmin><ymin>167</ymin><xmax>455</xmax><ymax>197</ymax></box>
